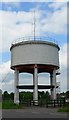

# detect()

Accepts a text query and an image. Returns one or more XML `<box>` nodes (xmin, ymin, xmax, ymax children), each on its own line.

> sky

<box><xmin>0</xmin><ymin>0</ymin><xmax>68</xmax><ymax>93</ymax></box>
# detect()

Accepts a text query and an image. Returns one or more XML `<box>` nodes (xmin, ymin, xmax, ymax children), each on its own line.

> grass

<box><xmin>1</xmin><ymin>100</ymin><xmax>69</xmax><ymax>111</ymax></box>
<box><xmin>0</xmin><ymin>102</ymin><xmax>2</xmax><ymax>109</ymax></box>
<box><xmin>58</xmin><ymin>106</ymin><xmax>69</xmax><ymax>112</ymax></box>
<box><xmin>2</xmin><ymin>101</ymin><xmax>24</xmax><ymax>109</ymax></box>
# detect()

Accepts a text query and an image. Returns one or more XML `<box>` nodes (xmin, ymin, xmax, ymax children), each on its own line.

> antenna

<box><xmin>33</xmin><ymin>10</ymin><xmax>36</xmax><ymax>41</ymax></box>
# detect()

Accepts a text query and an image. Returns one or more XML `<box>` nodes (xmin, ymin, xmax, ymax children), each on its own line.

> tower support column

<box><xmin>14</xmin><ymin>68</ymin><xmax>19</xmax><ymax>105</ymax></box>
<box><xmin>50</xmin><ymin>73</ymin><xmax>53</xmax><ymax>100</ymax></box>
<box><xmin>52</xmin><ymin>69</ymin><xmax>57</xmax><ymax>100</ymax></box>
<box><xmin>33</xmin><ymin>65</ymin><xmax>38</xmax><ymax>105</ymax></box>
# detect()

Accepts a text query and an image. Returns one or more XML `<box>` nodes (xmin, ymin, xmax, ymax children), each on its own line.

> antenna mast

<box><xmin>33</xmin><ymin>10</ymin><xmax>35</xmax><ymax>41</ymax></box>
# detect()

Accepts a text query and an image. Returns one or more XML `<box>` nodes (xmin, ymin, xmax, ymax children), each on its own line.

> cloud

<box><xmin>0</xmin><ymin>2</ymin><xmax>67</xmax><ymax>52</ymax></box>
<box><xmin>0</xmin><ymin>60</ymin><xmax>11</xmax><ymax>90</ymax></box>
<box><xmin>1</xmin><ymin>0</ymin><xmax>23</xmax><ymax>2</ymax></box>
<box><xmin>49</xmin><ymin>2</ymin><xmax>67</xmax><ymax>10</ymax></box>
<box><xmin>59</xmin><ymin>43</ymin><xmax>67</xmax><ymax>70</ymax></box>
<box><xmin>0</xmin><ymin>61</ymin><xmax>12</xmax><ymax>82</ymax></box>
<box><xmin>42</xmin><ymin>4</ymin><xmax>67</xmax><ymax>34</ymax></box>
<box><xmin>1</xmin><ymin>11</ymin><xmax>34</xmax><ymax>52</ymax></box>
<box><xmin>58</xmin><ymin>43</ymin><xmax>67</xmax><ymax>92</ymax></box>
<box><xmin>1</xmin><ymin>10</ymin><xmax>46</xmax><ymax>52</ymax></box>
<box><xmin>1</xmin><ymin>0</ymin><xmax>68</xmax><ymax>2</ymax></box>
<box><xmin>2</xmin><ymin>79</ymin><xmax>14</xmax><ymax>93</ymax></box>
<box><xmin>53</xmin><ymin>0</ymin><xmax>68</xmax><ymax>2</ymax></box>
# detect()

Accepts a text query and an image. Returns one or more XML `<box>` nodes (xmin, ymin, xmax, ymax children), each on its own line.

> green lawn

<box><xmin>2</xmin><ymin>102</ymin><xmax>24</xmax><ymax>109</ymax></box>
<box><xmin>1</xmin><ymin>101</ymin><xmax>69</xmax><ymax>112</ymax></box>
<box><xmin>0</xmin><ymin>102</ymin><xmax>2</xmax><ymax>109</ymax></box>
<box><xmin>58</xmin><ymin>106</ymin><xmax>69</xmax><ymax>112</ymax></box>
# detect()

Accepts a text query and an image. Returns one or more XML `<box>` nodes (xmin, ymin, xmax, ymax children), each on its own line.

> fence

<box><xmin>20</xmin><ymin>99</ymin><xmax>66</xmax><ymax>108</ymax></box>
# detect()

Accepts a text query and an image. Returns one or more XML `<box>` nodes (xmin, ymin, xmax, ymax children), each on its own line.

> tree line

<box><xmin>2</xmin><ymin>90</ymin><xmax>69</xmax><ymax>102</ymax></box>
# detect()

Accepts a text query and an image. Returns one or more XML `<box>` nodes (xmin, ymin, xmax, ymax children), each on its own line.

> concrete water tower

<box><xmin>10</xmin><ymin>39</ymin><xmax>60</xmax><ymax>105</ymax></box>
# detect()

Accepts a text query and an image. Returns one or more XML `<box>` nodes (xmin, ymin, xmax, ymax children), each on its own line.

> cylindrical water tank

<box><xmin>10</xmin><ymin>40</ymin><xmax>60</xmax><ymax>73</ymax></box>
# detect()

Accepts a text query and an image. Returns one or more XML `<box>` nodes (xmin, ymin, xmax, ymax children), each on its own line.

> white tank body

<box><xmin>10</xmin><ymin>41</ymin><xmax>60</xmax><ymax>72</ymax></box>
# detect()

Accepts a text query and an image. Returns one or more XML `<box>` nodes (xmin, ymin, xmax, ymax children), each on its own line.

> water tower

<box><xmin>10</xmin><ymin>39</ymin><xmax>60</xmax><ymax>105</ymax></box>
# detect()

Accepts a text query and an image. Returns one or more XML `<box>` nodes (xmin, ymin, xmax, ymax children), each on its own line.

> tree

<box><xmin>2</xmin><ymin>91</ymin><xmax>9</xmax><ymax>101</ymax></box>
<box><xmin>10</xmin><ymin>92</ymin><xmax>14</xmax><ymax>101</ymax></box>
<box><xmin>19</xmin><ymin>91</ymin><xmax>33</xmax><ymax>101</ymax></box>
<box><xmin>66</xmin><ymin>91</ymin><xmax>69</xmax><ymax>98</ymax></box>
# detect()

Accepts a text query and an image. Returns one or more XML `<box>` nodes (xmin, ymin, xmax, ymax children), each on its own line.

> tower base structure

<box><xmin>10</xmin><ymin>40</ymin><xmax>60</xmax><ymax>105</ymax></box>
<box><xmin>14</xmin><ymin>65</ymin><xmax>57</xmax><ymax>105</ymax></box>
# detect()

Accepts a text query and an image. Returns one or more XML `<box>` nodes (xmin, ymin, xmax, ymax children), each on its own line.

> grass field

<box><xmin>58</xmin><ymin>106</ymin><xmax>69</xmax><ymax>112</ymax></box>
<box><xmin>0</xmin><ymin>102</ymin><xmax>2</xmax><ymax>109</ymax></box>
<box><xmin>1</xmin><ymin>101</ymin><xmax>69</xmax><ymax>112</ymax></box>
<box><xmin>2</xmin><ymin>102</ymin><xmax>24</xmax><ymax>109</ymax></box>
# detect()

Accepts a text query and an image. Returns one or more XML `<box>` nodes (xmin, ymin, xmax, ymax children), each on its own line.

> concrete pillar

<box><xmin>50</xmin><ymin>73</ymin><xmax>53</xmax><ymax>100</ymax></box>
<box><xmin>52</xmin><ymin>69</ymin><xmax>57</xmax><ymax>100</ymax></box>
<box><xmin>14</xmin><ymin>68</ymin><xmax>19</xmax><ymax>105</ymax></box>
<box><xmin>33</xmin><ymin>65</ymin><xmax>38</xmax><ymax>105</ymax></box>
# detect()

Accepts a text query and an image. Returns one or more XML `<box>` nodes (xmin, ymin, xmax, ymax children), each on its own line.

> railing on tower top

<box><xmin>11</xmin><ymin>36</ymin><xmax>59</xmax><ymax>46</ymax></box>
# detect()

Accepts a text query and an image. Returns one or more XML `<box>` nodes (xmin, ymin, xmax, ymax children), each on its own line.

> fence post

<box><xmin>54</xmin><ymin>100</ymin><xmax>55</xmax><ymax>107</ymax></box>
<box><xmin>51</xmin><ymin>100</ymin><xmax>53</xmax><ymax>107</ymax></box>
<box><xmin>60</xmin><ymin>100</ymin><xmax>61</xmax><ymax>107</ymax></box>
<box><xmin>29</xmin><ymin>100</ymin><xmax>31</xmax><ymax>106</ymax></box>
<box><xmin>46</xmin><ymin>101</ymin><xmax>48</xmax><ymax>108</ymax></box>
<box><xmin>40</xmin><ymin>99</ymin><xmax>42</xmax><ymax>107</ymax></box>
<box><xmin>63</xmin><ymin>99</ymin><xmax>65</xmax><ymax>107</ymax></box>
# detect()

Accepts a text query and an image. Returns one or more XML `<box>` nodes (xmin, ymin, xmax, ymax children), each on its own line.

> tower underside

<box><xmin>11</xmin><ymin>64</ymin><xmax>58</xmax><ymax>74</ymax></box>
<box><xmin>13</xmin><ymin>64</ymin><xmax>58</xmax><ymax>105</ymax></box>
